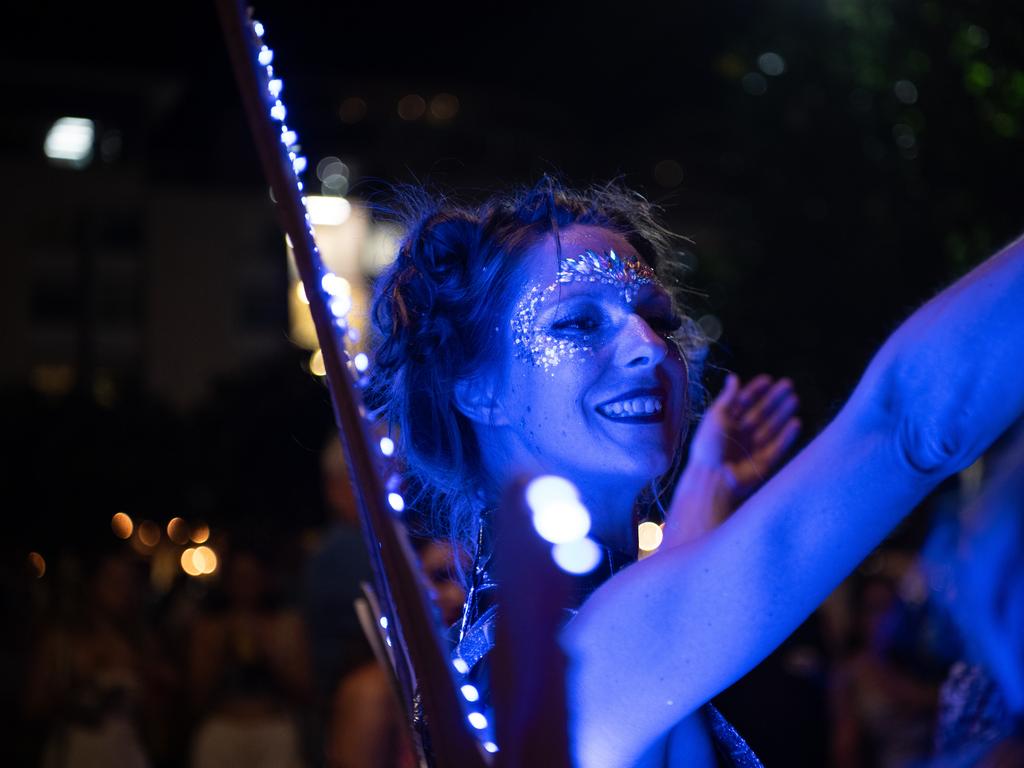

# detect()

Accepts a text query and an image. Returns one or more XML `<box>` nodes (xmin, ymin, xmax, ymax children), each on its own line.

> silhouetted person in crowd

<box><xmin>830</xmin><ymin>573</ymin><xmax>941</xmax><ymax>768</ymax></box>
<box><xmin>26</xmin><ymin>548</ymin><xmax>169</xmax><ymax>768</ymax></box>
<box><xmin>188</xmin><ymin>542</ymin><xmax>311</xmax><ymax>768</ymax></box>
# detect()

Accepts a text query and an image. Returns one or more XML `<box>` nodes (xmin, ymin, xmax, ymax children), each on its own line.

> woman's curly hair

<box><xmin>366</xmin><ymin>177</ymin><xmax>704</xmax><ymax>577</ymax></box>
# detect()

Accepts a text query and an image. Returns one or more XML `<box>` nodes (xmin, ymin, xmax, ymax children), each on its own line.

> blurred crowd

<box><xmin>11</xmin><ymin>422</ymin><xmax>1024</xmax><ymax>768</ymax></box>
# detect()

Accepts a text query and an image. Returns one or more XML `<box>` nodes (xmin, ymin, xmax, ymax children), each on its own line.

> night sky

<box><xmin>3</xmin><ymin>1</ymin><xmax>1023</xmax><ymax>539</ymax></box>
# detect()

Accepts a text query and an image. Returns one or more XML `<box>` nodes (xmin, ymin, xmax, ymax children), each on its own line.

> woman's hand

<box><xmin>690</xmin><ymin>373</ymin><xmax>801</xmax><ymax>505</ymax></box>
<box><xmin>664</xmin><ymin>374</ymin><xmax>801</xmax><ymax>546</ymax></box>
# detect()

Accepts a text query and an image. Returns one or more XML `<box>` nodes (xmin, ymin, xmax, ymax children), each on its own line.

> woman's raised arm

<box><xmin>563</xmin><ymin>233</ymin><xmax>1024</xmax><ymax>767</ymax></box>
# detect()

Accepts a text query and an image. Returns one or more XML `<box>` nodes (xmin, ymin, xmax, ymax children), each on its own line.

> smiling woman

<box><xmin>368</xmin><ymin>180</ymin><xmax>706</xmax><ymax>569</ymax></box>
<box><xmin>476</xmin><ymin>225</ymin><xmax>690</xmax><ymax>553</ymax></box>
<box><xmin>366</xmin><ymin>177</ymin><xmax>1024</xmax><ymax>766</ymax></box>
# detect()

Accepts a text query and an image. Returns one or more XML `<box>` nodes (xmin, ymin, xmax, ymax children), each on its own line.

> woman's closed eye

<box><xmin>551</xmin><ymin>312</ymin><xmax>602</xmax><ymax>333</ymax></box>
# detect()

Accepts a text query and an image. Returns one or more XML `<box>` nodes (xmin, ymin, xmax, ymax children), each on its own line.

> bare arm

<box><xmin>563</xmin><ymin>234</ymin><xmax>1024</xmax><ymax>767</ymax></box>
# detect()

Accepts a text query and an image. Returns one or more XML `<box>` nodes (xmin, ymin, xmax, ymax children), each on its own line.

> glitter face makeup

<box><xmin>488</xmin><ymin>225</ymin><xmax>689</xmax><ymax>551</ymax></box>
<box><xmin>512</xmin><ymin>249</ymin><xmax>658</xmax><ymax>371</ymax></box>
<box><xmin>557</xmin><ymin>249</ymin><xmax>655</xmax><ymax>304</ymax></box>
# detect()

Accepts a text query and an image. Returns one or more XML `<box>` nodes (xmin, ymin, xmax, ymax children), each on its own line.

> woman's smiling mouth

<box><xmin>596</xmin><ymin>390</ymin><xmax>666</xmax><ymax>423</ymax></box>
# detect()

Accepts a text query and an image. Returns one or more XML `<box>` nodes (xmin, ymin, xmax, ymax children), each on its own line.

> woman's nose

<box><xmin>614</xmin><ymin>314</ymin><xmax>669</xmax><ymax>369</ymax></box>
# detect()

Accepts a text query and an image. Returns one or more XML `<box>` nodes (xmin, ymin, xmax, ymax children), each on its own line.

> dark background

<box><xmin>2</xmin><ymin>1</ymin><xmax>1022</xmax><ymax>764</ymax></box>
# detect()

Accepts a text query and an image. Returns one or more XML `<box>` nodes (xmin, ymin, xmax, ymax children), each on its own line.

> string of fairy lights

<box><xmin>222</xmin><ymin>14</ymin><xmax>672</xmax><ymax>758</ymax></box>
<box><xmin>248</xmin><ymin>16</ymin><xmax>502</xmax><ymax>754</ymax></box>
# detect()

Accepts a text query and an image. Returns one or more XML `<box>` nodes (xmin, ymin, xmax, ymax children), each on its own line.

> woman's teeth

<box><xmin>599</xmin><ymin>397</ymin><xmax>664</xmax><ymax>418</ymax></box>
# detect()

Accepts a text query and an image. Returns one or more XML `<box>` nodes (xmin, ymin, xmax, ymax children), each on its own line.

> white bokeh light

<box><xmin>526</xmin><ymin>476</ymin><xmax>590</xmax><ymax>544</ymax></box>
<box><xmin>551</xmin><ymin>537</ymin><xmax>602</xmax><ymax>574</ymax></box>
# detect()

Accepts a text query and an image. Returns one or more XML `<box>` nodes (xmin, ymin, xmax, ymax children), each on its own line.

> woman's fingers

<box><xmin>739</xmin><ymin>377</ymin><xmax>795</xmax><ymax>433</ymax></box>
<box><xmin>753</xmin><ymin>417</ymin><xmax>802</xmax><ymax>469</ymax></box>
<box><xmin>728</xmin><ymin>374</ymin><xmax>772</xmax><ymax>419</ymax></box>
<box><xmin>751</xmin><ymin>391</ymin><xmax>800</xmax><ymax>445</ymax></box>
<box><xmin>711</xmin><ymin>373</ymin><xmax>741</xmax><ymax>415</ymax></box>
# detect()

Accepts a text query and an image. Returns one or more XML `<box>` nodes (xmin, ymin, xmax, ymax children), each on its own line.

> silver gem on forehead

<box><xmin>557</xmin><ymin>248</ymin><xmax>655</xmax><ymax>304</ymax></box>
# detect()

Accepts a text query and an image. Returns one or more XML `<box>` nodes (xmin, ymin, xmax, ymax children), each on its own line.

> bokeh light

<box><xmin>429</xmin><ymin>93</ymin><xmax>460</xmax><ymax>120</ymax></box>
<box><xmin>526</xmin><ymin>475</ymin><xmax>592</xmax><ymax>545</ymax></box>
<box><xmin>28</xmin><ymin>551</ymin><xmax>46</xmax><ymax>579</ymax></box>
<box><xmin>190</xmin><ymin>522</ymin><xmax>210</xmax><ymax>544</ymax></box>
<box><xmin>310</xmin><ymin>349</ymin><xmax>326</xmax><ymax>377</ymax></box>
<box><xmin>193</xmin><ymin>546</ymin><xmax>218</xmax><ymax>575</ymax></box>
<box><xmin>757</xmin><ymin>51</ymin><xmax>786</xmax><ymax>76</ymax></box>
<box><xmin>697</xmin><ymin>314</ymin><xmax>724</xmax><ymax>343</ymax></box>
<box><xmin>654</xmin><ymin>159</ymin><xmax>684</xmax><ymax>188</ymax></box>
<box><xmin>551</xmin><ymin>537</ymin><xmax>602</xmax><ymax>574</ymax></box>
<box><xmin>397</xmin><ymin>94</ymin><xmax>426</xmax><ymax>121</ymax></box>
<box><xmin>742</xmin><ymin>72</ymin><xmax>768</xmax><ymax>96</ymax></box>
<box><xmin>893</xmin><ymin>79</ymin><xmax>919</xmax><ymax>105</ymax></box>
<box><xmin>306</xmin><ymin>196</ymin><xmax>352</xmax><ymax>226</ymax></box>
<box><xmin>181</xmin><ymin>548</ymin><xmax>200</xmax><ymax>576</ymax></box>
<box><xmin>638</xmin><ymin>521</ymin><xmax>665</xmax><ymax>552</ymax></box>
<box><xmin>138</xmin><ymin>520</ymin><xmax>160</xmax><ymax>547</ymax></box>
<box><xmin>339</xmin><ymin>96</ymin><xmax>367</xmax><ymax>124</ymax></box>
<box><xmin>43</xmin><ymin>117</ymin><xmax>95</xmax><ymax>168</ymax></box>
<box><xmin>167</xmin><ymin>517</ymin><xmax>189</xmax><ymax>545</ymax></box>
<box><xmin>111</xmin><ymin>512</ymin><xmax>134</xmax><ymax>540</ymax></box>
<box><xmin>180</xmin><ymin>545</ymin><xmax>218</xmax><ymax>577</ymax></box>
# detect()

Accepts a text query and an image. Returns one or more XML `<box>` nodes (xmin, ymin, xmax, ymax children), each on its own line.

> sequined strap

<box><xmin>704</xmin><ymin>704</ymin><xmax>764</xmax><ymax>768</ymax></box>
<box><xmin>452</xmin><ymin>604</ymin><xmax>498</xmax><ymax>671</ymax></box>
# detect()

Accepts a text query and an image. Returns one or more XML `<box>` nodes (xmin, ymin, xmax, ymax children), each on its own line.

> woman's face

<box><xmin>484</xmin><ymin>225</ymin><xmax>688</xmax><ymax>545</ymax></box>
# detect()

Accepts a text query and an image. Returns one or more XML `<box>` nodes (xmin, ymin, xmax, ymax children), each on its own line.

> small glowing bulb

<box><xmin>293</xmin><ymin>156</ymin><xmax>307</xmax><ymax>174</ymax></box>
<box><xmin>330</xmin><ymin>295</ymin><xmax>352</xmax><ymax>318</ymax></box>
<box><xmin>468</xmin><ymin>712</ymin><xmax>488</xmax><ymax>730</ymax></box>
<box><xmin>453</xmin><ymin>658</ymin><xmax>469</xmax><ymax>674</ymax></box>
<box><xmin>321</xmin><ymin>273</ymin><xmax>350</xmax><ymax>297</ymax></box>
<box><xmin>638</xmin><ymin>521</ymin><xmax>664</xmax><ymax>552</ymax></box>
<box><xmin>258</xmin><ymin>46</ymin><xmax>274</xmax><ymax>66</ymax></box>
<box><xmin>268</xmin><ymin>78</ymin><xmax>282</xmax><ymax>98</ymax></box>
<box><xmin>387</xmin><ymin>492</ymin><xmax>405</xmax><ymax>512</ymax></box>
<box><xmin>281</xmin><ymin>129</ymin><xmax>297</xmax><ymax>147</ymax></box>
<box><xmin>354</xmin><ymin>353</ymin><xmax>369</xmax><ymax>372</ymax></box>
<box><xmin>460</xmin><ymin>684</ymin><xmax>480</xmax><ymax>702</ymax></box>
<box><xmin>379</xmin><ymin>616</ymin><xmax>388</xmax><ymax>629</ymax></box>
<box><xmin>270</xmin><ymin>101</ymin><xmax>286</xmax><ymax>121</ymax></box>
<box><xmin>252</xmin><ymin>20</ymin><xmax>265</xmax><ymax>37</ymax></box>
<box><xmin>484</xmin><ymin>742</ymin><xmax>499</xmax><ymax>753</ymax></box>
<box><xmin>379</xmin><ymin>436</ymin><xmax>395</xmax><ymax>456</ymax></box>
